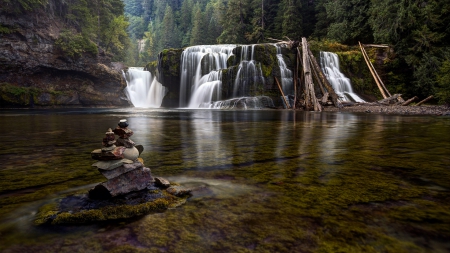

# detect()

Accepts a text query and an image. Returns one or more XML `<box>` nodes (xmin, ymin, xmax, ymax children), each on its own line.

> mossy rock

<box><xmin>159</xmin><ymin>48</ymin><xmax>183</xmax><ymax>77</ymax></box>
<box><xmin>35</xmin><ymin>188</ymin><xmax>190</xmax><ymax>225</ymax></box>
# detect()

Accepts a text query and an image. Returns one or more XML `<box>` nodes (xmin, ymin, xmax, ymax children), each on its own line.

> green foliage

<box><xmin>55</xmin><ymin>30</ymin><xmax>98</xmax><ymax>58</ymax></box>
<box><xmin>324</xmin><ymin>0</ymin><xmax>373</xmax><ymax>44</ymax></box>
<box><xmin>0</xmin><ymin>24</ymin><xmax>14</xmax><ymax>34</ymax></box>
<box><xmin>436</xmin><ymin>59</ymin><xmax>450</xmax><ymax>104</ymax></box>
<box><xmin>0</xmin><ymin>0</ymin><xmax>45</xmax><ymax>13</ymax></box>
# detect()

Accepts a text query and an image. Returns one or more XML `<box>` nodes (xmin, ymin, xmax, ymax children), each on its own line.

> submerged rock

<box><xmin>35</xmin><ymin>185</ymin><xmax>190</xmax><ymax>225</ymax></box>
<box><xmin>89</xmin><ymin>167</ymin><xmax>154</xmax><ymax>199</ymax></box>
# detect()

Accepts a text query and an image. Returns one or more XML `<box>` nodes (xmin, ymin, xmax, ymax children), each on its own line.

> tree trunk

<box><xmin>302</xmin><ymin>38</ymin><xmax>321</xmax><ymax>112</ymax></box>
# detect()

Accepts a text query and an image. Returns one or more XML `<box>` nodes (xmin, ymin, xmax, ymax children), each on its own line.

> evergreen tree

<box><xmin>190</xmin><ymin>3</ymin><xmax>206</xmax><ymax>45</ymax></box>
<box><xmin>218</xmin><ymin>0</ymin><xmax>251</xmax><ymax>44</ymax></box>
<box><xmin>324</xmin><ymin>0</ymin><xmax>373</xmax><ymax>44</ymax></box>
<box><xmin>278</xmin><ymin>0</ymin><xmax>302</xmax><ymax>40</ymax></box>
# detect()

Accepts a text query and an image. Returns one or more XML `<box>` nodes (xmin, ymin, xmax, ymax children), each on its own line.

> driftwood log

<box><xmin>401</xmin><ymin>96</ymin><xmax>418</xmax><ymax>106</ymax></box>
<box><xmin>415</xmin><ymin>95</ymin><xmax>434</xmax><ymax>106</ymax></box>
<box><xmin>378</xmin><ymin>94</ymin><xmax>402</xmax><ymax>105</ymax></box>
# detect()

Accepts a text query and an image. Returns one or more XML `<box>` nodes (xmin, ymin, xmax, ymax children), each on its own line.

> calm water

<box><xmin>0</xmin><ymin>108</ymin><xmax>449</xmax><ymax>252</ymax></box>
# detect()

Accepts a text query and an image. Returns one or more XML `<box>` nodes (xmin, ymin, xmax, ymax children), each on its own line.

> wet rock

<box><xmin>89</xmin><ymin>167</ymin><xmax>154</xmax><ymax>199</ymax></box>
<box><xmin>113</xmin><ymin>127</ymin><xmax>133</xmax><ymax>139</ymax></box>
<box><xmin>91</xmin><ymin>146</ymin><xmax>126</xmax><ymax>160</ymax></box>
<box><xmin>98</xmin><ymin>161</ymin><xmax>145</xmax><ymax>180</ymax></box>
<box><xmin>92</xmin><ymin>159</ymin><xmax>134</xmax><ymax>170</ymax></box>
<box><xmin>116</xmin><ymin>137</ymin><xmax>136</xmax><ymax>148</ymax></box>
<box><xmin>154</xmin><ymin>177</ymin><xmax>171</xmax><ymax>188</ymax></box>
<box><xmin>166</xmin><ymin>186</ymin><xmax>192</xmax><ymax>197</ymax></box>
<box><xmin>122</xmin><ymin>146</ymin><xmax>139</xmax><ymax>160</ymax></box>
<box><xmin>136</xmin><ymin>145</ymin><xmax>144</xmax><ymax>155</ymax></box>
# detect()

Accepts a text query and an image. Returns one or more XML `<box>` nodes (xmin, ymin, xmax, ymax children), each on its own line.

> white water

<box><xmin>232</xmin><ymin>45</ymin><xmax>265</xmax><ymax>97</ymax></box>
<box><xmin>123</xmin><ymin>67</ymin><xmax>167</xmax><ymax>108</ymax></box>
<box><xmin>320</xmin><ymin>52</ymin><xmax>365</xmax><ymax>102</ymax></box>
<box><xmin>199</xmin><ymin>96</ymin><xmax>275</xmax><ymax>109</ymax></box>
<box><xmin>179</xmin><ymin>45</ymin><xmax>235</xmax><ymax>108</ymax></box>
<box><xmin>275</xmin><ymin>44</ymin><xmax>294</xmax><ymax>95</ymax></box>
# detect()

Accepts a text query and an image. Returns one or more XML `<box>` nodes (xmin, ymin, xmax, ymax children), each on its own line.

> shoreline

<box><xmin>1</xmin><ymin>105</ymin><xmax>449</xmax><ymax>116</ymax></box>
<box><xmin>322</xmin><ymin>104</ymin><xmax>450</xmax><ymax>116</ymax></box>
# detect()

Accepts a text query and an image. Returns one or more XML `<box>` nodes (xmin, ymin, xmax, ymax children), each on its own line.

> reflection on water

<box><xmin>0</xmin><ymin>108</ymin><xmax>450</xmax><ymax>252</ymax></box>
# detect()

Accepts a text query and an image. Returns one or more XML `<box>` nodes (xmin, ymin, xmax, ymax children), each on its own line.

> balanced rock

<box><xmin>97</xmin><ymin>161</ymin><xmax>145</xmax><ymax>180</ymax></box>
<box><xmin>89</xmin><ymin>167</ymin><xmax>154</xmax><ymax>199</ymax></box>
<box><xmin>91</xmin><ymin>146</ymin><xmax>127</xmax><ymax>160</ymax></box>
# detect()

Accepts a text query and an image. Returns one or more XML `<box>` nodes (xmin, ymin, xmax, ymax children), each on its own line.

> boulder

<box><xmin>89</xmin><ymin>167</ymin><xmax>154</xmax><ymax>199</ymax></box>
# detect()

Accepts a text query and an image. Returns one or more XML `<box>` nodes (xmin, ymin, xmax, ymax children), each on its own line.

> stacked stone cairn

<box><xmin>89</xmin><ymin>119</ymin><xmax>161</xmax><ymax>199</ymax></box>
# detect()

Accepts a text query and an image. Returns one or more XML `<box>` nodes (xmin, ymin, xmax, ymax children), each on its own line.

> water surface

<box><xmin>0</xmin><ymin>108</ymin><xmax>449</xmax><ymax>252</ymax></box>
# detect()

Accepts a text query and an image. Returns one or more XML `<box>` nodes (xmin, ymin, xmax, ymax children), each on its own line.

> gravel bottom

<box><xmin>321</xmin><ymin>104</ymin><xmax>450</xmax><ymax>116</ymax></box>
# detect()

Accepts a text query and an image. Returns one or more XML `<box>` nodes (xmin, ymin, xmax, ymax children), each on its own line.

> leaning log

<box><xmin>361</xmin><ymin>45</ymin><xmax>392</xmax><ymax>97</ymax></box>
<box><xmin>306</xmin><ymin>46</ymin><xmax>341</xmax><ymax>108</ymax></box>
<box><xmin>401</xmin><ymin>96</ymin><xmax>418</xmax><ymax>106</ymax></box>
<box><xmin>359</xmin><ymin>42</ymin><xmax>388</xmax><ymax>99</ymax></box>
<box><xmin>275</xmin><ymin>76</ymin><xmax>290</xmax><ymax>109</ymax></box>
<box><xmin>415</xmin><ymin>95</ymin><xmax>434</xmax><ymax>106</ymax></box>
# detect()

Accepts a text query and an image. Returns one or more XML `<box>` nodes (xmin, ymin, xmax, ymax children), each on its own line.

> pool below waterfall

<box><xmin>0</xmin><ymin>108</ymin><xmax>449</xmax><ymax>252</ymax></box>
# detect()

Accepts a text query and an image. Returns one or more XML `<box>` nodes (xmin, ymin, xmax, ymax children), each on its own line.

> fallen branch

<box><xmin>415</xmin><ymin>95</ymin><xmax>434</xmax><ymax>106</ymax></box>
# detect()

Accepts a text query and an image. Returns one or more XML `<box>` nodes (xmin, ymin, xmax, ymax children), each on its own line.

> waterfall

<box><xmin>320</xmin><ymin>52</ymin><xmax>365</xmax><ymax>102</ymax></box>
<box><xmin>275</xmin><ymin>44</ymin><xmax>294</xmax><ymax>95</ymax></box>
<box><xmin>199</xmin><ymin>96</ymin><xmax>275</xmax><ymax>109</ymax></box>
<box><xmin>232</xmin><ymin>45</ymin><xmax>265</xmax><ymax>97</ymax></box>
<box><xmin>179</xmin><ymin>45</ymin><xmax>235</xmax><ymax>108</ymax></box>
<box><xmin>123</xmin><ymin>67</ymin><xmax>167</xmax><ymax>108</ymax></box>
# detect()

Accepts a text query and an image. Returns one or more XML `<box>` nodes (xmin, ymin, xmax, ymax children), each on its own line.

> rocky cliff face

<box><xmin>0</xmin><ymin>6</ymin><xmax>130</xmax><ymax>107</ymax></box>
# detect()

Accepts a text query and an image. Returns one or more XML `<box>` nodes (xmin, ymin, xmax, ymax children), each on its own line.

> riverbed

<box><xmin>0</xmin><ymin>108</ymin><xmax>449</xmax><ymax>252</ymax></box>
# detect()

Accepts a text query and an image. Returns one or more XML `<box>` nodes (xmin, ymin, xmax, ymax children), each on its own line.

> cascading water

<box><xmin>320</xmin><ymin>52</ymin><xmax>365</xmax><ymax>102</ymax></box>
<box><xmin>232</xmin><ymin>45</ymin><xmax>266</xmax><ymax>98</ymax></box>
<box><xmin>123</xmin><ymin>67</ymin><xmax>167</xmax><ymax>108</ymax></box>
<box><xmin>179</xmin><ymin>45</ymin><xmax>235</xmax><ymax>108</ymax></box>
<box><xmin>275</xmin><ymin>44</ymin><xmax>294</xmax><ymax>95</ymax></box>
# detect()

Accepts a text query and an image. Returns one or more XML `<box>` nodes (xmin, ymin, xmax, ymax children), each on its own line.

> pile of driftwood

<box><xmin>271</xmin><ymin>37</ymin><xmax>434</xmax><ymax>111</ymax></box>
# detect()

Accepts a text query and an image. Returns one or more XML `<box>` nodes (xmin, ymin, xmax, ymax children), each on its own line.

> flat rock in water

<box><xmin>99</xmin><ymin>161</ymin><xmax>145</xmax><ymax>179</ymax></box>
<box><xmin>89</xmin><ymin>167</ymin><xmax>154</xmax><ymax>199</ymax></box>
<box><xmin>166</xmin><ymin>185</ymin><xmax>192</xmax><ymax>197</ymax></box>
<box><xmin>92</xmin><ymin>159</ymin><xmax>134</xmax><ymax>170</ymax></box>
<box><xmin>154</xmin><ymin>177</ymin><xmax>170</xmax><ymax>188</ymax></box>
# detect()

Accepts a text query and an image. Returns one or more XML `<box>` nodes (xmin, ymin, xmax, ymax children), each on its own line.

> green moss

<box><xmin>159</xmin><ymin>48</ymin><xmax>183</xmax><ymax>77</ymax></box>
<box><xmin>42</xmin><ymin>196</ymin><xmax>175</xmax><ymax>225</ymax></box>
<box><xmin>0</xmin><ymin>24</ymin><xmax>15</xmax><ymax>34</ymax></box>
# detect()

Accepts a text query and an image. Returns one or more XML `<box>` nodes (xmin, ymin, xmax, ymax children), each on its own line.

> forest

<box><xmin>1</xmin><ymin>0</ymin><xmax>449</xmax><ymax>103</ymax></box>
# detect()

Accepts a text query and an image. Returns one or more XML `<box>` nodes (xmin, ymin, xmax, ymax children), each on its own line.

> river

<box><xmin>0</xmin><ymin>108</ymin><xmax>449</xmax><ymax>252</ymax></box>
